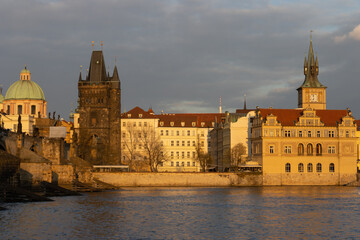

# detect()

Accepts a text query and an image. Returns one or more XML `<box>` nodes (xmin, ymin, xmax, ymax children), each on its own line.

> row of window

<box><xmin>285</xmin><ymin>163</ymin><xmax>335</xmax><ymax>173</ymax></box>
<box><xmin>283</xmin><ymin>130</ymin><xmax>353</xmax><ymax>138</ymax></box>
<box><xmin>170</xmin><ymin>151</ymin><xmax>196</xmax><ymax>159</ymax></box>
<box><xmin>122</xmin><ymin>122</ymin><xmax>149</xmax><ymax>127</ymax></box>
<box><xmin>6</xmin><ymin>105</ymin><xmax>37</xmax><ymax>115</ymax></box>
<box><xmin>170</xmin><ymin>140</ymin><xmax>204</xmax><ymax>147</ymax></box>
<box><xmin>269</xmin><ymin>143</ymin><xmax>336</xmax><ymax>155</ymax></box>
<box><xmin>160</xmin><ymin>129</ymin><xmax>205</xmax><ymax>137</ymax></box>
<box><xmin>170</xmin><ymin>161</ymin><xmax>196</xmax><ymax>167</ymax></box>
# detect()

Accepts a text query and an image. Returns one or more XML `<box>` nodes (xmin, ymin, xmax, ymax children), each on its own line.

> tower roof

<box><xmin>87</xmin><ymin>51</ymin><xmax>107</xmax><ymax>82</ymax></box>
<box><xmin>298</xmin><ymin>34</ymin><xmax>326</xmax><ymax>89</ymax></box>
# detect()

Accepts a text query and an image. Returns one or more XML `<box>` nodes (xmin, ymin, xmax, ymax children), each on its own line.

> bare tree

<box><xmin>230</xmin><ymin>143</ymin><xmax>247</xmax><ymax>172</ymax></box>
<box><xmin>195</xmin><ymin>137</ymin><xmax>212</xmax><ymax>172</ymax></box>
<box><xmin>140</xmin><ymin>126</ymin><xmax>166</xmax><ymax>172</ymax></box>
<box><xmin>121</xmin><ymin>124</ymin><xmax>140</xmax><ymax>171</ymax></box>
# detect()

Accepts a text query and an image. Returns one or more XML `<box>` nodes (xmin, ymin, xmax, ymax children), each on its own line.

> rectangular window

<box><xmin>133</xmin><ymin>122</ymin><xmax>136</xmax><ymax>127</ymax></box>
<box><xmin>182</xmin><ymin>152</ymin><xmax>185</xmax><ymax>159</ymax></box>
<box><xmin>187</xmin><ymin>141</ymin><xmax>190</xmax><ymax>146</ymax></box>
<box><xmin>285</xmin><ymin>146</ymin><xmax>292</xmax><ymax>154</ymax></box>
<box><xmin>144</xmin><ymin>122</ymin><xmax>147</xmax><ymax>127</ymax></box>
<box><xmin>201</xmin><ymin>131</ymin><xmax>204</xmax><ymax>137</ymax></box>
<box><xmin>187</xmin><ymin>162</ymin><xmax>190</xmax><ymax>167</ymax></box>
<box><xmin>298</xmin><ymin>131</ymin><xmax>302</xmax><ymax>137</ymax></box>
<box><xmin>181</xmin><ymin>162</ymin><xmax>185</xmax><ymax>166</ymax></box>
<box><xmin>176</xmin><ymin>141</ymin><xmax>179</xmax><ymax>146</ymax></box>
<box><xmin>192</xmin><ymin>162</ymin><xmax>195</xmax><ymax>167</ymax></box>
<box><xmin>171</xmin><ymin>162</ymin><xmax>174</xmax><ymax>166</ymax></box>
<box><xmin>171</xmin><ymin>152</ymin><xmax>174</xmax><ymax>159</ymax></box>
<box><xmin>308</xmin><ymin>131</ymin><xmax>312</xmax><ymax>137</ymax></box>
<box><xmin>329</xmin><ymin>131</ymin><xmax>335</xmax><ymax>137</ymax></box>
<box><xmin>187</xmin><ymin>130</ymin><xmax>190</xmax><ymax>136</ymax></box>
<box><xmin>285</xmin><ymin>130</ymin><xmax>291</xmax><ymax>137</ymax></box>
<box><xmin>31</xmin><ymin>105</ymin><xmax>36</xmax><ymax>115</ymax></box>
<box><xmin>139</xmin><ymin>122</ymin><xmax>142</xmax><ymax>127</ymax></box>
<box><xmin>187</xmin><ymin>152</ymin><xmax>190</xmax><ymax>158</ymax></box>
<box><xmin>176</xmin><ymin>162</ymin><xmax>179</xmax><ymax>167</ymax></box>
<box><xmin>166</xmin><ymin>130</ymin><xmax>169</xmax><ymax>136</ymax></box>
<box><xmin>346</xmin><ymin>131</ymin><xmax>349</xmax><ymax>138</ymax></box>
<box><xmin>192</xmin><ymin>141</ymin><xmax>195</xmax><ymax>147</ymax></box>
<box><xmin>122</xmin><ymin>132</ymin><xmax>126</xmax><ymax>138</ymax></box>
<box><xmin>269</xmin><ymin>146</ymin><xmax>274</xmax><ymax>154</ymax></box>
<box><xmin>328</xmin><ymin>146</ymin><xmax>336</xmax><ymax>154</ymax></box>
<box><xmin>176</xmin><ymin>131</ymin><xmax>179</xmax><ymax>136</ymax></box>
<box><xmin>317</xmin><ymin>131</ymin><xmax>321</xmax><ymax>137</ymax></box>
<box><xmin>160</xmin><ymin>130</ymin><xmax>164</xmax><ymax>136</ymax></box>
<box><xmin>192</xmin><ymin>152</ymin><xmax>196</xmax><ymax>158</ymax></box>
<box><xmin>176</xmin><ymin>152</ymin><xmax>179</xmax><ymax>159</ymax></box>
<box><xmin>171</xmin><ymin>141</ymin><xmax>174</xmax><ymax>146</ymax></box>
<box><xmin>17</xmin><ymin>105</ymin><xmax>22</xmax><ymax>115</ymax></box>
<box><xmin>182</xmin><ymin>141</ymin><xmax>185</xmax><ymax>146</ymax></box>
<box><xmin>123</xmin><ymin>122</ymin><xmax>126</xmax><ymax>127</ymax></box>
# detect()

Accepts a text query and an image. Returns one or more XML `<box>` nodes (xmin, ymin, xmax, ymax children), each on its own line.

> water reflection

<box><xmin>1</xmin><ymin>187</ymin><xmax>360</xmax><ymax>239</ymax></box>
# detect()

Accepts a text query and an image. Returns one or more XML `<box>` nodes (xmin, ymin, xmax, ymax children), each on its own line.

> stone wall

<box><xmin>93</xmin><ymin>172</ymin><xmax>263</xmax><ymax>187</ymax></box>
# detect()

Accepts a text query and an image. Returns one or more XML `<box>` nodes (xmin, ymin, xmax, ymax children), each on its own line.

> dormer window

<box><xmin>160</xmin><ymin>122</ymin><xmax>164</xmax><ymax>126</ymax></box>
<box><xmin>212</xmin><ymin>122</ymin><xmax>215</xmax><ymax>127</ymax></box>
<box><xmin>201</xmin><ymin>122</ymin><xmax>205</xmax><ymax>127</ymax></box>
<box><xmin>192</xmin><ymin>122</ymin><xmax>196</xmax><ymax>127</ymax></box>
<box><xmin>139</xmin><ymin>114</ymin><xmax>143</xmax><ymax>118</ymax></box>
<box><xmin>181</xmin><ymin>122</ymin><xmax>185</xmax><ymax>127</ymax></box>
<box><xmin>127</xmin><ymin>114</ymin><xmax>131</xmax><ymax>118</ymax></box>
<box><xmin>170</xmin><ymin>122</ymin><xmax>174</xmax><ymax>126</ymax></box>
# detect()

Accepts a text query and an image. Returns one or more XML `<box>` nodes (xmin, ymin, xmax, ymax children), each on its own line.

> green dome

<box><xmin>5</xmin><ymin>80</ymin><xmax>45</xmax><ymax>100</ymax></box>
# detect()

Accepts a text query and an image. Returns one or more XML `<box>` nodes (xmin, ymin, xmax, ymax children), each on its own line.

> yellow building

<box><xmin>121</xmin><ymin>107</ymin><xmax>223</xmax><ymax>172</ymax></box>
<box><xmin>251</xmin><ymin>37</ymin><xmax>357</xmax><ymax>185</ymax></box>
<box><xmin>0</xmin><ymin>66</ymin><xmax>47</xmax><ymax>134</ymax></box>
<box><xmin>210</xmin><ymin>109</ymin><xmax>255</xmax><ymax>171</ymax></box>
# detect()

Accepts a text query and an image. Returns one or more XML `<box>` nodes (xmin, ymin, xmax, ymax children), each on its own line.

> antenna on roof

<box><xmin>91</xmin><ymin>41</ymin><xmax>94</xmax><ymax>50</ymax></box>
<box><xmin>101</xmin><ymin>41</ymin><xmax>103</xmax><ymax>50</ymax></box>
<box><xmin>115</xmin><ymin>56</ymin><xmax>117</xmax><ymax>66</ymax></box>
<box><xmin>219</xmin><ymin>96</ymin><xmax>222</xmax><ymax>113</ymax></box>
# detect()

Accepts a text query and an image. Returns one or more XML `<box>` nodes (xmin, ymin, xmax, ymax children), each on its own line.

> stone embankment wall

<box><xmin>93</xmin><ymin>172</ymin><xmax>263</xmax><ymax>187</ymax></box>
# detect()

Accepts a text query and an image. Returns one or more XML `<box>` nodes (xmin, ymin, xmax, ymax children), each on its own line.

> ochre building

<box><xmin>251</xmin><ymin>37</ymin><xmax>357</xmax><ymax>185</ymax></box>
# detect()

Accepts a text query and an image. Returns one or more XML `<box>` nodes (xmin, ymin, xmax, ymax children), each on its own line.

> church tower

<box><xmin>297</xmin><ymin>34</ymin><xmax>327</xmax><ymax>109</ymax></box>
<box><xmin>77</xmin><ymin>48</ymin><xmax>121</xmax><ymax>165</ymax></box>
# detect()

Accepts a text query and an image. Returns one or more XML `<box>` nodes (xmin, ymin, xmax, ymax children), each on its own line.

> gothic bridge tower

<box><xmin>78</xmin><ymin>48</ymin><xmax>121</xmax><ymax>165</ymax></box>
<box><xmin>297</xmin><ymin>34</ymin><xmax>327</xmax><ymax>110</ymax></box>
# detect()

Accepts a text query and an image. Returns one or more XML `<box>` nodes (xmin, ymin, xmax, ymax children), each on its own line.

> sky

<box><xmin>1</xmin><ymin>0</ymin><xmax>360</xmax><ymax>120</ymax></box>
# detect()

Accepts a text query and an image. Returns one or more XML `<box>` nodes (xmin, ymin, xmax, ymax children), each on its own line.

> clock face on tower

<box><xmin>310</xmin><ymin>94</ymin><xmax>318</xmax><ymax>102</ymax></box>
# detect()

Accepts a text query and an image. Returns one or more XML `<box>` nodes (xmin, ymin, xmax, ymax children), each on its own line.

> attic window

<box><xmin>170</xmin><ymin>122</ymin><xmax>174</xmax><ymax>126</ymax></box>
<box><xmin>139</xmin><ymin>114</ymin><xmax>143</xmax><ymax>118</ymax></box>
<box><xmin>181</xmin><ymin>122</ymin><xmax>185</xmax><ymax>127</ymax></box>
<box><xmin>127</xmin><ymin>114</ymin><xmax>131</xmax><ymax>118</ymax></box>
<box><xmin>160</xmin><ymin>122</ymin><xmax>164</xmax><ymax>126</ymax></box>
<box><xmin>201</xmin><ymin>122</ymin><xmax>205</xmax><ymax>127</ymax></box>
<box><xmin>212</xmin><ymin>122</ymin><xmax>215</xmax><ymax>127</ymax></box>
<box><xmin>192</xmin><ymin>122</ymin><xmax>196</xmax><ymax>127</ymax></box>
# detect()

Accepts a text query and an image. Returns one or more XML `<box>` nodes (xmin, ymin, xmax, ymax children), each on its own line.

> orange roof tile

<box><xmin>259</xmin><ymin>108</ymin><xmax>349</xmax><ymax>127</ymax></box>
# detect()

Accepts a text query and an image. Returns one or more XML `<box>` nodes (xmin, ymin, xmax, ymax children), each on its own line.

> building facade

<box><xmin>0</xmin><ymin>66</ymin><xmax>47</xmax><ymax>135</ymax></box>
<box><xmin>250</xmin><ymin>37</ymin><xmax>357</xmax><ymax>185</ymax></box>
<box><xmin>121</xmin><ymin>106</ymin><xmax>223</xmax><ymax>172</ymax></box>
<box><xmin>77</xmin><ymin>50</ymin><xmax>121</xmax><ymax>165</ymax></box>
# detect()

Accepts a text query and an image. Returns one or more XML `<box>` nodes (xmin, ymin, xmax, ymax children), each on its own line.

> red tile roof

<box><xmin>258</xmin><ymin>108</ymin><xmax>350</xmax><ymax>127</ymax></box>
<box><xmin>121</xmin><ymin>106</ymin><xmax>157</xmax><ymax>119</ymax></box>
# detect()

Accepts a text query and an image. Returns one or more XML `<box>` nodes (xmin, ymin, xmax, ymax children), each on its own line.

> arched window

<box><xmin>316</xmin><ymin>144</ymin><xmax>322</xmax><ymax>156</ymax></box>
<box><xmin>285</xmin><ymin>163</ymin><xmax>291</xmax><ymax>173</ymax></box>
<box><xmin>316</xmin><ymin>163</ymin><xmax>322</xmax><ymax>173</ymax></box>
<box><xmin>307</xmin><ymin>143</ymin><xmax>313</xmax><ymax>155</ymax></box>
<box><xmin>329</xmin><ymin>163</ymin><xmax>335</xmax><ymax>172</ymax></box>
<box><xmin>31</xmin><ymin>105</ymin><xmax>36</xmax><ymax>115</ymax></box>
<box><xmin>298</xmin><ymin>163</ymin><xmax>304</xmax><ymax>172</ymax></box>
<box><xmin>307</xmin><ymin>163</ymin><xmax>313</xmax><ymax>172</ymax></box>
<box><xmin>298</xmin><ymin>143</ymin><xmax>304</xmax><ymax>155</ymax></box>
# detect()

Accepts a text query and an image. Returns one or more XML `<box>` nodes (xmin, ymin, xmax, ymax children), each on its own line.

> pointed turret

<box><xmin>87</xmin><ymin>51</ymin><xmax>108</xmax><ymax>82</ymax></box>
<box><xmin>112</xmin><ymin>65</ymin><xmax>120</xmax><ymax>82</ymax></box>
<box><xmin>298</xmin><ymin>33</ymin><xmax>326</xmax><ymax>89</ymax></box>
<box><xmin>78</xmin><ymin>71</ymin><xmax>82</xmax><ymax>82</ymax></box>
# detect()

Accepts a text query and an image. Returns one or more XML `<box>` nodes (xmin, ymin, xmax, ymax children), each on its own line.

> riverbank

<box><xmin>93</xmin><ymin>172</ymin><xmax>263</xmax><ymax>187</ymax></box>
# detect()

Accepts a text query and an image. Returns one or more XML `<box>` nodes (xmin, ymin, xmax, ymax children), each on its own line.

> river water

<box><xmin>1</xmin><ymin>187</ymin><xmax>360</xmax><ymax>240</ymax></box>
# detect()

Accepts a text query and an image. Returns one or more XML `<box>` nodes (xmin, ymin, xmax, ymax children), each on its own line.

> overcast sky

<box><xmin>1</xmin><ymin>0</ymin><xmax>360</xmax><ymax>119</ymax></box>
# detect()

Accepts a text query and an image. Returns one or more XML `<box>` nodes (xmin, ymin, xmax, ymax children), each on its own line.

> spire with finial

<box><xmin>243</xmin><ymin>93</ymin><xmax>247</xmax><ymax>110</ymax></box>
<box><xmin>78</xmin><ymin>65</ymin><xmax>83</xmax><ymax>81</ymax></box>
<box><xmin>298</xmin><ymin>31</ymin><xmax>326</xmax><ymax>89</ymax></box>
<box><xmin>92</xmin><ymin>41</ymin><xmax>94</xmax><ymax>50</ymax></box>
<box><xmin>101</xmin><ymin>41</ymin><xmax>103</xmax><ymax>50</ymax></box>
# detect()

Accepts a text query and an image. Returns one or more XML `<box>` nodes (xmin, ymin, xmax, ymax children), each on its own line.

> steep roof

<box><xmin>298</xmin><ymin>36</ymin><xmax>326</xmax><ymax>89</ymax></box>
<box><xmin>258</xmin><ymin>108</ymin><xmax>349</xmax><ymax>127</ymax></box>
<box><xmin>121</xmin><ymin>106</ymin><xmax>157</xmax><ymax>119</ymax></box>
